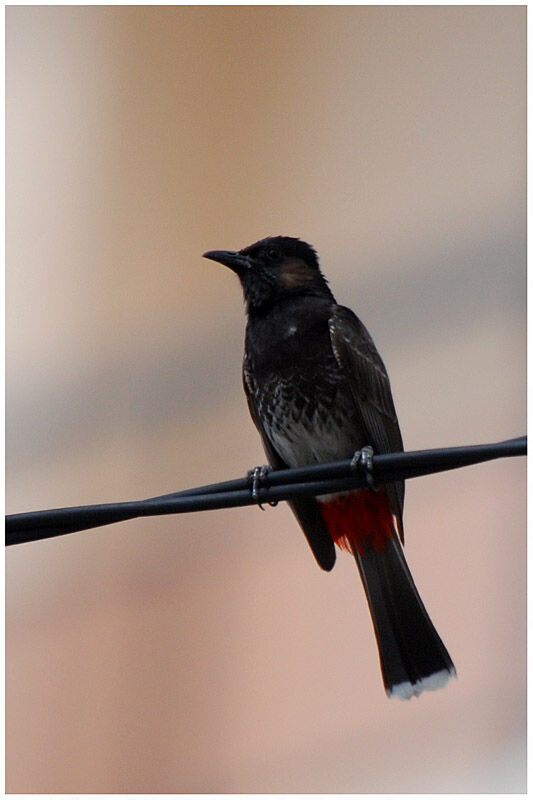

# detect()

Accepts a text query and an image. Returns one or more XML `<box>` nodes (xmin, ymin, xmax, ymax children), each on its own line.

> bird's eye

<box><xmin>266</xmin><ymin>247</ymin><xmax>280</xmax><ymax>261</ymax></box>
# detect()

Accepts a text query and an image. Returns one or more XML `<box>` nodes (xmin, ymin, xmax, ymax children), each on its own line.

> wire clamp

<box><xmin>351</xmin><ymin>445</ymin><xmax>376</xmax><ymax>489</ymax></box>
<box><xmin>247</xmin><ymin>464</ymin><xmax>277</xmax><ymax>510</ymax></box>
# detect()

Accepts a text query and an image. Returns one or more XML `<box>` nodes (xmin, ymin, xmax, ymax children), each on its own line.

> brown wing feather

<box><xmin>243</xmin><ymin>359</ymin><xmax>336</xmax><ymax>571</ymax></box>
<box><xmin>328</xmin><ymin>305</ymin><xmax>405</xmax><ymax>541</ymax></box>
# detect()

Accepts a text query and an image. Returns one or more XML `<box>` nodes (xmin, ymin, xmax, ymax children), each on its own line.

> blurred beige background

<box><xmin>6</xmin><ymin>5</ymin><xmax>526</xmax><ymax>793</ymax></box>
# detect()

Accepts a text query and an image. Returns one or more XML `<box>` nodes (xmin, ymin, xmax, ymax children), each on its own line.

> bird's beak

<box><xmin>202</xmin><ymin>249</ymin><xmax>250</xmax><ymax>275</ymax></box>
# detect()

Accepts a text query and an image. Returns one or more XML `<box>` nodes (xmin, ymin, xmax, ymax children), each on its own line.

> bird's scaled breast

<box><xmin>244</xmin><ymin>302</ymin><xmax>363</xmax><ymax>466</ymax></box>
<box><xmin>253</xmin><ymin>370</ymin><xmax>361</xmax><ymax>468</ymax></box>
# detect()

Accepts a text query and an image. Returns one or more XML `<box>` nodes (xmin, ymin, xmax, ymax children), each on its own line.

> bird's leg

<box><xmin>247</xmin><ymin>464</ymin><xmax>277</xmax><ymax>510</ymax></box>
<box><xmin>351</xmin><ymin>445</ymin><xmax>376</xmax><ymax>490</ymax></box>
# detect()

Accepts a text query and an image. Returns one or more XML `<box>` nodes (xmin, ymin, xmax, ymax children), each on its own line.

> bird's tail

<box><xmin>354</xmin><ymin>534</ymin><xmax>456</xmax><ymax>699</ymax></box>
<box><xmin>320</xmin><ymin>489</ymin><xmax>455</xmax><ymax>699</ymax></box>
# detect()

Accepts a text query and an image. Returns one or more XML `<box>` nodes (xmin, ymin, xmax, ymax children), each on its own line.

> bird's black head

<box><xmin>203</xmin><ymin>236</ymin><xmax>333</xmax><ymax>313</ymax></box>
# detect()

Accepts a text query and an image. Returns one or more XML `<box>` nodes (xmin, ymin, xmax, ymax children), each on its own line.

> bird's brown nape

<box><xmin>278</xmin><ymin>258</ymin><xmax>318</xmax><ymax>290</ymax></box>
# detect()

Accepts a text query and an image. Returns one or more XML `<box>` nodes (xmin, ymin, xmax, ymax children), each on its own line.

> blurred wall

<box><xmin>6</xmin><ymin>6</ymin><xmax>526</xmax><ymax>793</ymax></box>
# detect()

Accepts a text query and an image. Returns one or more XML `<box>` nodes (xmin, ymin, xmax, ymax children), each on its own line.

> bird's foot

<box><xmin>351</xmin><ymin>445</ymin><xmax>376</xmax><ymax>490</ymax></box>
<box><xmin>247</xmin><ymin>464</ymin><xmax>277</xmax><ymax>510</ymax></box>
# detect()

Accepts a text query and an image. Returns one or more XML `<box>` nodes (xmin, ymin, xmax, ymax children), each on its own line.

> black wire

<box><xmin>5</xmin><ymin>436</ymin><xmax>526</xmax><ymax>547</ymax></box>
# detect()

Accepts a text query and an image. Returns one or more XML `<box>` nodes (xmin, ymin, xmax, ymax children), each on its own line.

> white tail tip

<box><xmin>388</xmin><ymin>667</ymin><xmax>457</xmax><ymax>700</ymax></box>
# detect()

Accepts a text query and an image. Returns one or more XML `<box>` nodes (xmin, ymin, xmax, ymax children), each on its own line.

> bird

<box><xmin>203</xmin><ymin>236</ymin><xmax>455</xmax><ymax>699</ymax></box>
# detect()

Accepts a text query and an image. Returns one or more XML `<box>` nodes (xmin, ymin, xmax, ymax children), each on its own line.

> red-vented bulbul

<box><xmin>204</xmin><ymin>236</ymin><xmax>455</xmax><ymax>699</ymax></box>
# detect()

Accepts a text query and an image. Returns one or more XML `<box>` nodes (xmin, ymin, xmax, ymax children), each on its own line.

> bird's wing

<box><xmin>242</xmin><ymin>360</ymin><xmax>336</xmax><ymax>571</ymax></box>
<box><xmin>328</xmin><ymin>304</ymin><xmax>405</xmax><ymax>541</ymax></box>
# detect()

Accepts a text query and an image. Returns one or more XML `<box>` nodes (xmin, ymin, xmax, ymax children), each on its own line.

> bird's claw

<box><xmin>247</xmin><ymin>464</ymin><xmax>277</xmax><ymax>509</ymax></box>
<box><xmin>351</xmin><ymin>445</ymin><xmax>376</xmax><ymax>490</ymax></box>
